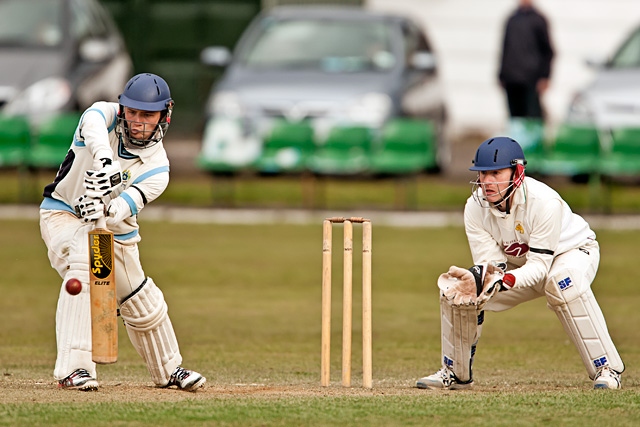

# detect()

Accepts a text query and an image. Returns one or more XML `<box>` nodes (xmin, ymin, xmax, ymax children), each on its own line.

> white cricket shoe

<box><xmin>593</xmin><ymin>366</ymin><xmax>621</xmax><ymax>389</ymax></box>
<box><xmin>58</xmin><ymin>369</ymin><xmax>99</xmax><ymax>391</ymax></box>
<box><xmin>163</xmin><ymin>366</ymin><xmax>206</xmax><ymax>392</ymax></box>
<box><xmin>416</xmin><ymin>367</ymin><xmax>473</xmax><ymax>390</ymax></box>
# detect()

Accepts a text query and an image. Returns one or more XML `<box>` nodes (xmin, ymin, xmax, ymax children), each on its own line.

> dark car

<box><xmin>199</xmin><ymin>5</ymin><xmax>449</xmax><ymax>174</ymax></box>
<box><xmin>0</xmin><ymin>0</ymin><xmax>133</xmax><ymax>123</ymax></box>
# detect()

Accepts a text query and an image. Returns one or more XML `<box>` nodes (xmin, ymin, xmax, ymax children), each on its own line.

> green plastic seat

<box><xmin>506</xmin><ymin>117</ymin><xmax>545</xmax><ymax>174</ymax></box>
<box><xmin>369</xmin><ymin>119</ymin><xmax>436</xmax><ymax>174</ymax></box>
<box><xmin>599</xmin><ymin>127</ymin><xmax>640</xmax><ymax>177</ymax></box>
<box><xmin>307</xmin><ymin>126</ymin><xmax>373</xmax><ymax>175</ymax></box>
<box><xmin>253</xmin><ymin>120</ymin><xmax>315</xmax><ymax>173</ymax></box>
<box><xmin>0</xmin><ymin>115</ymin><xmax>31</xmax><ymax>167</ymax></box>
<box><xmin>197</xmin><ymin>117</ymin><xmax>261</xmax><ymax>174</ymax></box>
<box><xmin>535</xmin><ymin>123</ymin><xmax>601</xmax><ymax>176</ymax></box>
<box><xmin>29</xmin><ymin>113</ymin><xmax>80</xmax><ymax>168</ymax></box>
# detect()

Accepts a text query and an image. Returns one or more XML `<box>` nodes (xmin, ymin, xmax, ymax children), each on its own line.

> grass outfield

<box><xmin>1</xmin><ymin>219</ymin><xmax>638</xmax><ymax>426</ymax></box>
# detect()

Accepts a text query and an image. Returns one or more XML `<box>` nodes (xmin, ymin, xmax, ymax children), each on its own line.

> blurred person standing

<box><xmin>498</xmin><ymin>0</ymin><xmax>555</xmax><ymax>120</ymax></box>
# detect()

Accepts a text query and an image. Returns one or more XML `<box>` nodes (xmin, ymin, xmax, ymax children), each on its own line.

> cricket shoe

<box><xmin>163</xmin><ymin>366</ymin><xmax>206</xmax><ymax>392</ymax></box>
<box><xmin>58</xmin><ymin>369</ymin><xmax>99</xmax><ymax>391</ymax></box>
<box><xmin>593</xmin><ymin>366</ymin><xmax>621</xmax><ymax>389</ymax></box>
<box><xmin>416</xmin><ymin>367</ymin><xmax>473</xmax><ymax>390</ymax></box>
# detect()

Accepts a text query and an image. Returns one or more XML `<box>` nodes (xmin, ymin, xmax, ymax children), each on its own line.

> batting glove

<box><xmin>84</xmin><ymin>158</ymin><xmax>122</xmax><ymax>198</ymax></box>
<box><xmin>74</xmin><ymin>195</ymin><xmax>105</xmax><ymax>223</ymax></box>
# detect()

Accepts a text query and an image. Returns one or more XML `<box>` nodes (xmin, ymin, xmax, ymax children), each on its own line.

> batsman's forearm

<box><xmin>79</xmin><ymin>104</ymin><xmax>116</xmax><ymax>163</ymax></box>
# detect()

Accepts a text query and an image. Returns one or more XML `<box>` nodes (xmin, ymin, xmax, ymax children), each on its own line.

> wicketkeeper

<box><xmin>39</xmin><ymin>73</ymin><xmax>206</xmax><ymax>391</ymax></box>
<box><xmin>417</xmin><ymin>136</ymin><xmax>624</xmax><ymax>390</ymax></box>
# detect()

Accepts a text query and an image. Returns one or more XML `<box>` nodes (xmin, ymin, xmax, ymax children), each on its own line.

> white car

<box><xmin>0</xmin><ymin>0</ymin><xmax>133</xmax><ymax>123</ymax></box>
<box><xmin>566</xmin><ymin>25</ymin><xmax>640</xmax><ymax>129</ymax></box>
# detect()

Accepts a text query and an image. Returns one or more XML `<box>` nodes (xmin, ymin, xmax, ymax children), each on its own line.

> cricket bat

<box><xmin>88</xmin><ymin>215</ymin><xmax>118</xmax><ymax>364</ymax></box>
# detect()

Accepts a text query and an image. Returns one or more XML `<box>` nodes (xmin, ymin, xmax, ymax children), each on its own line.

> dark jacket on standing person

<box><xmin>499</xmin><ymin>6</ymin><xmax>554</xmax><ymax>85</ymax></box>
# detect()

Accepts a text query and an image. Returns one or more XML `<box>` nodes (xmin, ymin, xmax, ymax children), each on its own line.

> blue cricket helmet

<box><xmin>119</xmin><ymin>73</ymin><xmax>172</xmax><ymax>111</ymax></box>
<box><xmin>116</xmin><ymin>73</ymin><xmax>174</xmax><ymax>148</ymax></box>
<box><xmin>469</xmin><ymin>136</ymin><xmax>526</xmax><ymax>171</ymax></box>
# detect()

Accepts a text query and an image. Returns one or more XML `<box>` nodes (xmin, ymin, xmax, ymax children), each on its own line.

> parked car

<box><xmin>566</xmin><ymin>24</ymin><xmax>640</xmax><ymax>129</ymax></box>
<box><xmin>199</xmin><ymin>5</ymin><xmax>449</xmax><ymax>174</ymax></box>
<box><xmin>0</xmin><ymin>0</ymin><xmax>133</xmax><ymax>124</ymax></box>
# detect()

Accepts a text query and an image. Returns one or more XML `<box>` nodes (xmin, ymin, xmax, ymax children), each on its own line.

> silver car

<box><xmin>199</xmin><ymin>6</ymin><xmax>449</xmax><ymax>174</ymax></box>
<box><xmin>566</xmin><ymin>24</ymin><xmax>640</xmax><ymax>129</ymax></box>
<box><xmin>0</xmin><ymin>0</ymin><xmax>133</xmax><ymax>124</ymax></box>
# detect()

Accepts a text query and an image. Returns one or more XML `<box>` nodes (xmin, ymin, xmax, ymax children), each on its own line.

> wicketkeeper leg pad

<box><xmin>120</xmin><ymin>277</ymin><xmax>182</xmax><ymax>385</ymax></box>
<box><xmin>546</xmin><ymin>273</ymin><xmax>624</xmax><ymax>379</ymax></box>
<box><xmin>440</xmin><ymin>295</ymin><xmax>481</xmax><ymax>382</ymax></box>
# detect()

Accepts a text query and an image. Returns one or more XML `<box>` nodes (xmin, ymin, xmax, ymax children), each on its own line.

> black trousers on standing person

<box><xmin>504</xmin><ymin>82</ymin><xmax>543</xmax><ymax>119</ymax></box>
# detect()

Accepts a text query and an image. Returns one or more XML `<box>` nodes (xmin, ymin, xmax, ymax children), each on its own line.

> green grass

<box><xmin>3</xmin><ymin>392</ymin><xmax>639</xmax><ymax>426</ymax></box>
<box><xmin>1</xmin><ymin>219</ymin><xmax>639</xmax><ymax>426</ymax></box>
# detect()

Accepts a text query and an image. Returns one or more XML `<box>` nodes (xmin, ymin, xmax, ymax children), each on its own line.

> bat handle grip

<box><xmin>96</xmin><ymin>215</ymin><xmax>107</xmax><ymax>229</ymax></box>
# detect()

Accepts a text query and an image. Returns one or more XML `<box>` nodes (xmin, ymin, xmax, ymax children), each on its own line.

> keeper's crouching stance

<box><xmin>417</xmin><ymin>137</ymin><xmax>624</xmax><ymax>390</ymax></box>
<box><xmin>40</xmin><ymin>73</ymin><xmax>205</xmax><ymax>391</ymax></box>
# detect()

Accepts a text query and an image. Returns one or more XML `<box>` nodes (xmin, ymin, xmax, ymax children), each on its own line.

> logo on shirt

<box><xmin>503</xmin><ymin>241</ymin><xmax>529</xmax><ymax>257</ymax></box>
<box><xmin>515</xmin><ymin>221</ymin><xmax>524</xmax><ymax>234</ymax></box>
<box><xmin>122</xmin><ymin>169</ymin><xmax>131</xmax><ymax>183</ymax></box>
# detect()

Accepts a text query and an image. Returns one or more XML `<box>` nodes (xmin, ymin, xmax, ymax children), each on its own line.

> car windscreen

<box><xmin>0</xmin><ymin>0</ymin><xmax>64</xmax><ymax>48</ymax></box>
<box><xmin>610</xmin><ymin>27</ymin><xmax>640</xmax><ymax>68</ymax></box>
<box><xmin>238</xmin><ymin>17</ymin><xmax>397</xmax><ymax>73</ymax></box>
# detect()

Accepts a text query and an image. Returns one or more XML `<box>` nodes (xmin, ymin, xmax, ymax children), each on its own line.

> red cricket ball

<box><xmin>65</xmin><ymin>278</ymin><xmax>82</xmax><ymax>296</ymax></box>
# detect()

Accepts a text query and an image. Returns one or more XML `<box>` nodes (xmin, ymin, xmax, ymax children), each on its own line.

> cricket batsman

<box><xmin>39</xmin><ymin>73</ymin><xmax>206</xmax><ymax>391</ymax></box>
<box><xmin>417</xmin><ymin>136</ymin><xmax>624</xmax><ymax>390</ymax></box>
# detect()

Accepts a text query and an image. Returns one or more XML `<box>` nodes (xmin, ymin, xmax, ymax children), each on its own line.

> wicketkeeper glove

<box><xmin>471</xmin><ymin>264</ymin><xmax>507</xmax><ymax>308</ymax></box>
<box><xmin>74</xmin><ymin>195</ymin><xmax>105</xmax><ymax>223</ymax></box>
<box><xmin>84</xmin><ymin>158</ymin><xmax>122</xmax><ymax>198</ymax></box>
<box><xmin>438</xmin><ymin>265</ymin><xmax>479</xmax><ymax>307</ymax></box>
<box><xmin>502</xmin><ymin>272</ymin><xmax>516</xmax><ymax>289</ymax></box>
<box><xmin>438</xmin><ymin>264</ymin><xmax>508</xmax><ymax>308</ymax></box>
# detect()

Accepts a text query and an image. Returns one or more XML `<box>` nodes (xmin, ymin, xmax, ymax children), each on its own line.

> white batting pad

<box><xmin>547</xmin><ymin>285</ymin><xmax>624</xmax><ymax>379</ymax></box>
<box><xmin>440</xmin><ymin>296</ymin><xmax>480</xmax><ymax>382</ymax></box>
<box><xmin>54</xmin><ymin>254</ymin><xmax>95</xmax><ymax>380</ymax></box>
<box><xmin>119</xmin><ymin>278</ymin><xmax>182</xmax><ymax>385</ymax></box>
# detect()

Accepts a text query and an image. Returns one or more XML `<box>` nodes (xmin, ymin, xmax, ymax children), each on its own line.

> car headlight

<box><xmin>4</xmin><ymin>77</ymin><xmax>72</xmax><ymax>116</ymax></box>
<box><xmin>209</xmin><ymin>91</ymin><xmax>245</xmax><ymax>119</ymax></box>
<box><xmin>346</xmin><ymin>92</ymin><xmax>392</xmax><ymax>127</ymax></box>
<box><xmin>566</xmin><ymin>92</ymin><xmax>595</xmax><ymax>124</ymax></box>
